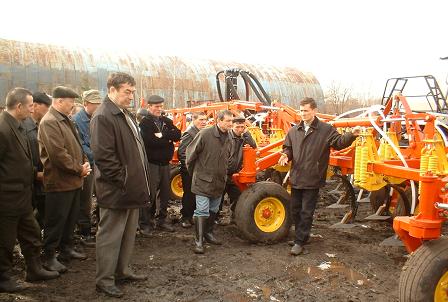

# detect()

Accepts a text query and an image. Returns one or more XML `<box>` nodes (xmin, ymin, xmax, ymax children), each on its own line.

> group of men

<box><xmin>0</xmin><ymin>71</ymin><xmax>360</xmax><ymax>298</ymax></box>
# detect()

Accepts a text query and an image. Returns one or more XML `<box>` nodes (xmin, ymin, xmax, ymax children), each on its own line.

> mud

<box><xmin>0</xmin><ymin>193</ymin><xmax>407</xmax><ymax>302</ymax></box>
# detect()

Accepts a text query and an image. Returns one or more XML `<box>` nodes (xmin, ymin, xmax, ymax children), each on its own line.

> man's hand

<box><xmin>352</xmin><ymin>126</ymin><xmax>362</xmax><ymax>136</ymax></box>
<box><xmin>278</xmin><ymin>153</ymin><xmax>289</xmax><ymax>166</ymax></box>
<box><xmin>36</xmin><ymin>172</ymin><xmax>44</xmax><ymax>182</ymax></box>
<box><xmin>81</xmin><ymin>162</ymin><xmax>92</xmax><ymax>177</ymax></box>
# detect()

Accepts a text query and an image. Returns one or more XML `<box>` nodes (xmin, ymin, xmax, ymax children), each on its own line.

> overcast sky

<box><xmin>1</xmin><ymin>0</ymin><xmax>447</xmax><ymax>99</ymax></box>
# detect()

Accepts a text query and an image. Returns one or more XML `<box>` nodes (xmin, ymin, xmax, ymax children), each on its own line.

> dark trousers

<box><xmin>291</xmin><ymin>188</ymin><xmax>319</xmax><ymax>245</ymax></box>
<box><xmin>33</xmin><ymin>193</ymin><xmax>46</xmax><ymax>230</ymax></box>
<box><xmin>219</xmin><ymin>176</ymin><xmax>242</xmax><ymax>216</ymax></box>
<box><xmin>140</xmin><ymin>163</ymin><xmax>170</xmax><ymax>227</ymax></box>
<box><xmin>43</xmin><ymin>189</ymin><xmax>81</xmax><ymax>254</ymax></box>
<box><xmin>0</xmin><ymin>209</ymin><xmax>42</xmax><ymax>274</ymax></box>
<box><xmin>180</xmin><ymin>168</ymin><xmax>195</xmax><ymax>219</ymax></box>
<box><xmin>78</xmin><ymin>172</ymin><xmax>94</xmax><ymax>236</ymax></box>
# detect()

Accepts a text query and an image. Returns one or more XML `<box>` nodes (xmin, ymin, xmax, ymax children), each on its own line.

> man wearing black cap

<box><xmin>220</xmin><ymin>116</ymin><xmax>256</xmax><ymax>223</ymax></box>
<box><xmin>38</xmin><ymin>86</ymin><xmax>91</xmax><ymax>273</ymax></box>
<box><xmin>23</xmin><ymin>92</ymin><xmax>52</xmax><ymax>228</ymax></box>
<box><xmin>139</xmin><ymin>95</ymin><xmax>181</xmax><ymax>234</ymax></box>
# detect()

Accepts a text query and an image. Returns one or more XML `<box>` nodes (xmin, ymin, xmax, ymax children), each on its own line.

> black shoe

<box><xmin>290</xmin><ymin>244</ymin><xmax>304</xmax><ymax>256</ymax></box>
<box><xmin>25</xmin><ymin>256</ymin><xmax>60</xmax><ymax>282</ymax></box>
<box><xmin>288</xmin><ymin>240</ymin><xmax>294</xmax><ymax>247</ymax></box>
<box><xmin>0</xmin><ymin>274</ymin><xmax>22</xmax><ymax>293</ymax></box>
<box><xmin>139</xmin><ymin>227</ymin><xmax>152</xmax><ymax>237</ymax></box>
<box><xmin>96</xmin><ymin>284</ymin><xmax>123</xmax><ymax>298</ymax></box>
<box><xmin>43</xmin><ymin>255</ymin><xmax>67</xmax><ymax>274</ymax></box>
<box><xmin>181</xmin><ymin>218</ymin><xmax>192</xmax><ymax>228</ymax></box>
<box><xmin>59</xmin><ymin>248</ymin><xmax>87</xmax><ymax>261</ymax></box>
<box><xmin>157</xmin><ymin>221</ymin><xmax>175</xmax><ymax>232</ymax></box>
<box><xmin>116</xmin><ymin>273</ymin><xmax>147</xmax><ymax>282</ymax></box>
<box><xmin>80</xmin><ymin>235</ymin><xmax>96</xmax><ymax>248</ymax></box>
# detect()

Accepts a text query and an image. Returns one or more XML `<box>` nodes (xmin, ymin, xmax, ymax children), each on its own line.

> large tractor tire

<box><xmin>399</xmin><ymin>237</ymin><xmax>448</xmax><ymax>302</ymax></box>
<box><xmin>235</xmin><ymin>181</ymin><xmax>291</xmax><ymax>243</ymax></box>
<box><xmin>169</xmin><ymin>166</ymin><xmax>183</xmax><ymax>201</ymax></box>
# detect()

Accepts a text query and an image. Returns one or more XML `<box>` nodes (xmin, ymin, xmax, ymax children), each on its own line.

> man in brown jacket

<box><xmin>0</xmin><ymin>88</ymin><xmax>59</xmax><ymax>292</ymax></box>
<box><xmin>186</xmin><ymin>110</ymin><xmax>233</xmax><ymax>254</ymax></box>
<box><xmin>91</xmin><ymin>72</ymin><xmax>150</xmax><ymax>298</ymax></box>
<box><xmin>38</xmin><ymin>86</ymin><xmax>91</xmax><ymax>273</ymax></box>
<box><xmin>279</xmin><ymin>97</ymin><xmax>360</xmax><ymax>256</ymax></box>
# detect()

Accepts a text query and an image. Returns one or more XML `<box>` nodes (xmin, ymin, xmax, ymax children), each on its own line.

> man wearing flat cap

<box><xmin>23</xmin><ymin>92</ymin><xmax>52</xmax><ymax>229</ymax></box>
<box><xmin>219</xmin><ymin>115</ymin><xmax>256</xmax><ymax>224</ymax></box>
<box><xmin>139</xmin><ymin>95</ymin><xmax>181</xmax><ymax>234</ymax></box>
<box><xmin>73</xmin><ymin>89</ymin><xmax>102</xmax><ymax>247</ymax></box>
<box><xmin>38</xmin><ymin>86</ymin><xmax>91</xmax><ymax>273</ymax></box>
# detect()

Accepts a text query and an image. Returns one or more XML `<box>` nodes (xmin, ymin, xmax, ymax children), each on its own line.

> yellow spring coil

<box><xmin>419</xmin><ymin>153</ymin><xmax>429</xmax><ymax>194</ymax></box>
<box><xmin>354</xmin><ymin>145</ymin><xmax>362</xmax><ymax>182</ymax></box>
<box><xmin>428</xmin><ymin>154</ymin><xmax>439</xmax><ymax>174</ymax></box>
<box><xmin>360</xmin><ymin>145</ymin><xmax>369</xmax><ymax>183</ymax></box>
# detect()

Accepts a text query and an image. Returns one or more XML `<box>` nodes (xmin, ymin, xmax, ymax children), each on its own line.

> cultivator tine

<box><xmin>364</xmin><ymin>204</ymin><xmax>391</xmax><ymax>221</ymax></box>
<box><xmin>357</xmin><ymin>190</ymin><xmax>371</xmax><ymax>203</ymax></box>
<box><xmin>379</xmin><ymin>235</ymin><xmax>404</xmax><ymax>247</ymax></box>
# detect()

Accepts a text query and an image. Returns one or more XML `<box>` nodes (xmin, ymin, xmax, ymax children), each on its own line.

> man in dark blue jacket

<box><xmin>140</xmin><ymin>95</ymin><xmax>181</xmax><ymax>234</ymax></box>
<box><xmin>73</xmin><ymin>89</ymin><xmax>102</xmax><ymax>247</ymax></box>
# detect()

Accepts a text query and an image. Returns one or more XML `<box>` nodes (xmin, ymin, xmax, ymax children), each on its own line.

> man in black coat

<box><xmin>23</xmin><ymin>92</ymin><xmax>51</xmax><ymax>228</ymax></box>
<box><xmin>0</xmin><ymin>88</ymin><xmax>59</xmax><ymax>293</ymax></box>
<box><xmin>279</xmin><ymin>97</ymin><xmax>360</xmax><ymax>256</ymax></box>
<box><xmin>91</xmin><ymin>72</ymin><xmax>150</xmax><ymax>298</ymax></box>
<box><xmin>139</xmin><ymin>95</ymin><xmax>181</xmax><ymax>234</ymax></box>
<box><xmin>177</xmin><ymin>111</ymin><xmax>207</xmax><ymax>228</ymax></box>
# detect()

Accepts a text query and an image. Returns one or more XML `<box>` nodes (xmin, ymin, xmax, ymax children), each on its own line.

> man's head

<box><xmin>232</xmin><ymin>116</ymin><xmax>246</xmax><ymax>136</ymax></box>
<box><xmin>192</xmin><ymin>111</ymin><xmax>207</xmax><ymax>130</ymax></box>
<box><xmin>299</xmin><ymin>97</ymin><xmax>317</xmax><ymax>124</ymax></box>
<box><xmin>107</xmin><ymin>72</ymin><xmax>136</xmax><ymax>109</ymax></box>
<box><xmin>31</xmin><ymin>92</ymin><xmax>51</xmax><ymax>122</ymax></box>
<box><xmin>146</xmin><ymin>95</ymin><xmax>164</xmax><ymax>117</ymax></box>
<box><xmin>82</xmin><ymin>89</ymin><xmax>102</xmax><ymax>115</ymax></box>
<box><xmin>5</xmin><ymin>87</ymin><xmax>34</xmax><ymax>121</ymax></box>
<box><xmin>52</xmin><ymin>86</ymin><xmax>80</xmax><ymax>116</ymax></box>
<box><xmin>216</xmin><ymin>110</ymin><xmax>233</xmax><ymax>132</ymax></box>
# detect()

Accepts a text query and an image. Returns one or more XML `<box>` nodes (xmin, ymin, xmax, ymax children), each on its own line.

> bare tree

<box><xmin>322</xmin><ymin>81</ymin><xmax>353</xmax><ymax>114</ymax></box>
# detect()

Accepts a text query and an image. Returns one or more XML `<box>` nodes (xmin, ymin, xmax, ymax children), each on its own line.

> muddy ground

<box><xmin>0</xmin><ymin>188</ymin><xmax>408</xmax><ymax>302</ymax></box>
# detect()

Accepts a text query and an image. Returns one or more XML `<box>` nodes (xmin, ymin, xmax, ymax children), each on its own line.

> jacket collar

<box><xmin>76</xmin><ymin>108</ymin><xmax>91</xmax><ymax>122</ymax></box>
<box><xmin>297</xmin><ymin>116</ymin><xmax>320</xmax><ymax>131</ymax></box>
<box><xmin>104</xmin><ymin>96</ymin><xmax>124</xmax><ymax>116</ymax></box>
<box><xmin>49</xmin><ymin>106</ymin><xmax>69</xmax><ymax>122</ymax></box>
<box><xmin>212</xmin><ymin>124</ymin><xmax>228</xmax><ymax>138</ymax></box>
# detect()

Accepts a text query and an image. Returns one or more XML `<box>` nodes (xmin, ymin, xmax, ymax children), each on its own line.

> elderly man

<box><xmin>139</xmin><ymin>95</ymin><xmax>181</xmax><ymax>234</ymax></box>
<box><xmin>73</xmin><ymin>89</ymin><xmax>102</xmax><ymax>247</ymax></box>
<box><xmin>186</xmin><ymin>110</ymin><xmax>233</xmax><ymax>254</ymax></box>
<box><xmin>0</xmin><ymin>88</ymin><xmax>59</xmax><ymax>293</ymax></box>
<box><xmin>91</xmin><ymin>72</ymin><xmax>150</xmax><ymax>298</ymax></box>
<box><xmin>23</xmin><ymin>92</ymin><xmax>52</xmax><ymax>228</ymax></box>
<box><xmin>39</xmin><ymin>86</ymin><xmax>91</xmax><ymax>273</ymax></box>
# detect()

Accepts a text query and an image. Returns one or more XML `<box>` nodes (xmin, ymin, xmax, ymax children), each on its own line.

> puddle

<box><xmin>288</xmin><ymin>262</ymin><xmax>370</xmax><ymax>286</ymax></box>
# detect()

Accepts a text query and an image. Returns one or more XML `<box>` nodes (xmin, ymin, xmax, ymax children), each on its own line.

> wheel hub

<box><xmin>262</xmin><ymin>208</ymin><xmax>272</xmax><ymax>219</ymax></box>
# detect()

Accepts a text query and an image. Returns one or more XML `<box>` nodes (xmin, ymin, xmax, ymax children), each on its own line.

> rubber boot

<box><xmin>25</xmin><ymin>256</ymin><xmax>59</xmax><ymax>282</ymax></box>
<box><xmin>43</xmin><ymin>251</ymin><xmax>67</xmax><ymax>274</ymax></box>
<box><xmin>193</xmin><ymin>216</ymin><xmax>206</xmax><ymax>254</ymax></box>
<box><xmin>0</xmin><ymin>272</ymin><xmax>22</xmax><ymax>293</ymax></box>
<box><xmin>204</xmin><ymin>212</ymin><xmax>222</xmax><ymax>245</ymax></box>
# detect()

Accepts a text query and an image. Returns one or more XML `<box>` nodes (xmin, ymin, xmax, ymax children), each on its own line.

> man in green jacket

<box><xmin>186</xmin><ymin>110</ymin><xmax>233</xmax><ymax>254</ymax></box>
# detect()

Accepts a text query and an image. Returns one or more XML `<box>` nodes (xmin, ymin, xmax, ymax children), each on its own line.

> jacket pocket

<box><xmin>197</xmin><ymin>173</ymin><xmax>213</xmax><ymax>183</ymax></box>
<box><xmin>121</xmin><ymin>165</ymin><xmax>128</xmax><ymax>193</ymax></box>
<box><xmin>0</xmin><ymin>183</ymin><xmax>24</xmax><ymax>191</ymax></box>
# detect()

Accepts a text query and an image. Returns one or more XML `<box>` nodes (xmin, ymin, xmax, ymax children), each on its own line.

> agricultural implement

<box><xmin>164</xmin><ymin>71</ymin><xmax>448</xmax><ymax>301</ymax></box>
